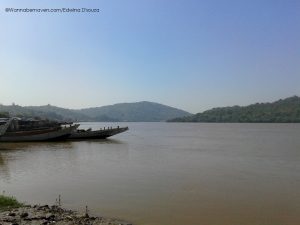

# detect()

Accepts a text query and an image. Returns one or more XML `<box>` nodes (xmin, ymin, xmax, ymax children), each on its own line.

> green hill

<box><xmin>0</xmin><ymin>104</ymin><xmax>91</xmax><ymax>122</ymax></box>
<box><xmin>79</xmin><ymin>101</ymin><xmax>191</xmax><ymax>122</ymax></box>
<box><xmin>168</xmin><ymin>96</ymin><xmax>300</xmax><ymax>123</ymax></box>
<box><xmin>0</xmin><ymin>101</ymin><xmax>191</xmax><ymax>122</ymax></box>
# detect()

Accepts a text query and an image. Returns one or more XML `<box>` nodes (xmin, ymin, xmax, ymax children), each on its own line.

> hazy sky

<box><xmin>0</xmin><ymin>0</ymin><xmax>299</xmax><ymax>113</ymax></box>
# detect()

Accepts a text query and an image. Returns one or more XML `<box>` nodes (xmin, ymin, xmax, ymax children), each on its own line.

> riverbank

<box><xmin>0</xmin><ymin>196</ymin><xmax>132</xmax><ymax>225</ymax></box>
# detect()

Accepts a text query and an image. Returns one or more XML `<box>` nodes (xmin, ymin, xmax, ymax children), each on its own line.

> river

<box><xmin>0</xmin><ymin>122</ymin><xmax>299</xmax><ymax>225</ymax></box>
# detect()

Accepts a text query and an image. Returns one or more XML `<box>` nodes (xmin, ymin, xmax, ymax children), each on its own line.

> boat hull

<box><xmin>0</xmin><ymin>125</ymin><xmax>78</xmax><ymax>142</ymax></box>
<box><xmin>68</xmin><ymin>127</ymin><xmax>128</xmax><ymax>140</ymax></box>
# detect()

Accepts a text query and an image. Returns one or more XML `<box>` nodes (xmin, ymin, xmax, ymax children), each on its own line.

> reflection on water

<box><xmin>0</xmin><ymin>153</ymin><xmax>10</xmax><ymax>180</ymax></box>
<box><xmin>0</xmin><ymin>139</ymin><xmax>124</xmax><ymax>151</ymax></box>
<box><xmin>0</xmin><ymin>138</ymin><xmax>128</xmax><ymax>183</ymax></box>
<box><xmin>0</xmin><ymin>141</ymin><xmax>73</xmax><ymax>151</ymax></box>
<box><xmin>0</xmin><ymin>154</ymin><xmax>5</xmax><ymax>166</ymax></box>
<box><xmin>0</xmin><ymin>122</ymin><xmax>299</xmax><ymax>225</ymax></box>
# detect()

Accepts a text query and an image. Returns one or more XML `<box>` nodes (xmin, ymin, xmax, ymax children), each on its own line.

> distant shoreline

<box><xmin>168</xmin><ymin>96</ymin><xmax>300</xmax><ymax>123</ymax></box>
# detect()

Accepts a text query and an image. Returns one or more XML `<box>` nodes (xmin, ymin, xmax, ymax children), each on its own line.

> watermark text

<box><xmin>5</xmin><ymin>8</ymin><xmax>100</xmax><ymax>13</ymax></box>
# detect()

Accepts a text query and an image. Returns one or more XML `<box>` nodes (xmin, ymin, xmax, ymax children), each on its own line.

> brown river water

<box><xmin>0</xmin><ymin>122</ymin><xmax>299</xmax><ymax>225</ymax></box>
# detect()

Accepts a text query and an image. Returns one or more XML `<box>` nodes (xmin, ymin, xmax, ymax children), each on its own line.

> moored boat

<box><xmin>68</xmin><ymin>126</ymin><xmax>129</xmax><ymax>140</ymax></box>
<box><xmin>0</xmin><ymin>117</ymin><xmax>79</xmax><ymax>142</ymax></box>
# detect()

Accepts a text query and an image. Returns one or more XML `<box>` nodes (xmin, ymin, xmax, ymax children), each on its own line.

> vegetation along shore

<box><xmin>169</xmin><ymin>96</ymin><xmax>300</xmax><ymax>123</ymax></box>
<box><xmin>1</xmin><ymin>96</ymin><xmax>299</xmax><ymax>123</ymax></box>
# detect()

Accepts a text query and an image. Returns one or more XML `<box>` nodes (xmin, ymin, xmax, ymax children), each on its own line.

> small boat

<box><xmin>0</xmin><ymin>117</ymin><xmax>79</xmax><ymax>142</ymax></box>
<box><xmin>68</xmin><ymin>126</ymin><xmax>129</xmax><ymax>140</ymax></box>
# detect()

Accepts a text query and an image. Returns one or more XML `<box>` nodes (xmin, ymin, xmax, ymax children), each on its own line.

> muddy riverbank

<box><xmin>0</xmin><ymin>204</ymin><xmax>132</xmax><ymax>225</ymax></box>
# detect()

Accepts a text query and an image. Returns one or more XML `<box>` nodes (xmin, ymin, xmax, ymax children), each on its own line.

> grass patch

<box><xmin>0</xmin><ymin>195</ymin><xmax>23</xmax><ymax>211</ymax></box>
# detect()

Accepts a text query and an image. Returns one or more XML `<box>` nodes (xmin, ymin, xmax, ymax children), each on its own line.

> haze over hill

<box><xmin>0</xmin><ymin>101</ymin><xmax>191</xmax><ymax>122</ymax></box>
<box><xmin>169</xmin><ymin>96</ymin><xmax>300</xmax><ymax>123</ymax></box>
<box><xmin>78</xmin><ymin>101</ymin><xmax>192</xmax><ymax>122</ymax></box>
<box><xmin>2</xmin><ymin>97</ymin><xmax>300</xmax><ymax>123</ymax></box>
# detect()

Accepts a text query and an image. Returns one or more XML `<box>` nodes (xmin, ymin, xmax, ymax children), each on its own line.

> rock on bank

<box><xmin>0</xmin><ymin>204</ymin><xmax>132</xmax><ymax>225</ymax></box>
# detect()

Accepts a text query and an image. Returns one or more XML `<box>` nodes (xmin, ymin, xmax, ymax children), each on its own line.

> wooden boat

<box><xmin>0</xmin><ymin>117</ymin><xmax>79</xmax><ymax>142</ymax></box>
<box><xmin>68</xmin><ymin>126</ymin><xmax>129</xmax><ymax>140</ymax></box>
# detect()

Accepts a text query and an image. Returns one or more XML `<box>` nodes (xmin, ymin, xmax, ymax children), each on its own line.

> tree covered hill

<box><xmin>78</xmin><ymin>101</ymin><xmax>191</xmax><ymax>122</ymax></box>
<box><xmin>168</xmin><ymin>96</ymin><xmax>300</xmax><ymax>123</ymax></box>
<box><xmin>0</xmin><ymin>101</ymin><xmax>191</xmax><ymax>122</ymax></box>
<box><xmin>0</xmin><ymin>104</ymin><xmax>90</xmax><ymax>121</ymax></box>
